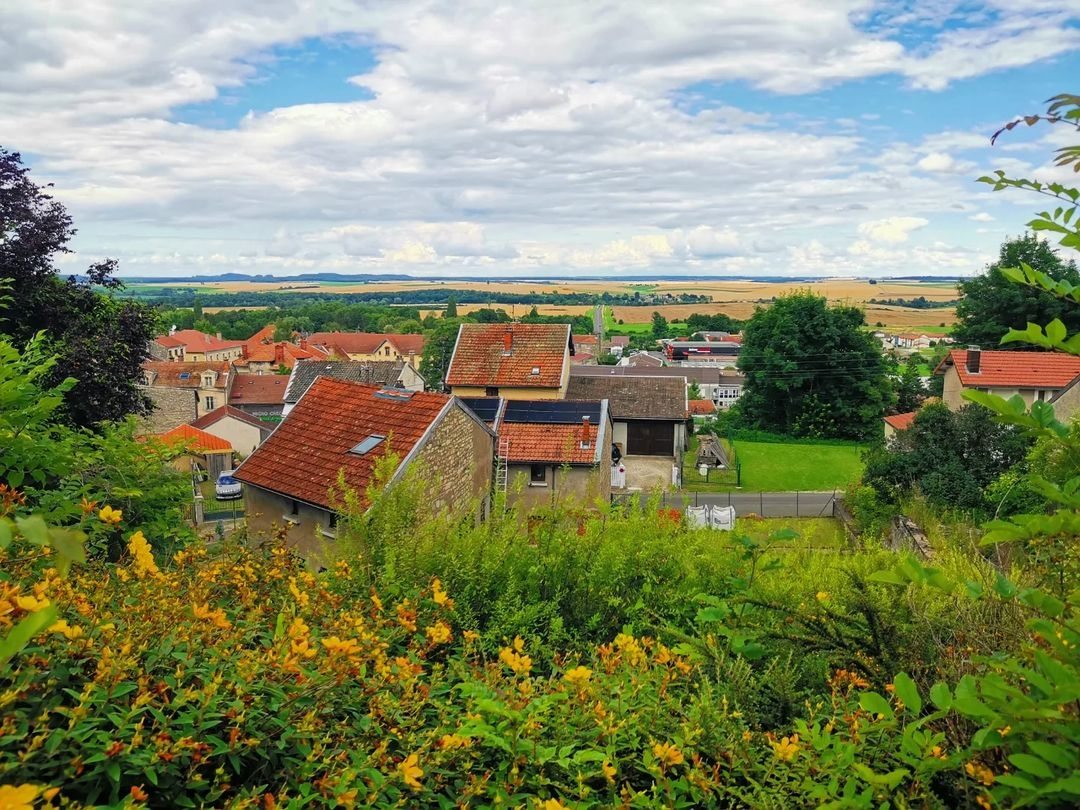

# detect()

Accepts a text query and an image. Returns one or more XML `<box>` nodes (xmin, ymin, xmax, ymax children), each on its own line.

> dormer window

<box><xmin>348</xmin><ymin>434</ymin><xmax>386</xmax><ymax>455</ymax></box>
<box><xmin>530</xmin><ymin>366</ymin><xmax>540</xmax><ymax>376</ymax></box>
<box><xmin>202</xmin><ymin>372</ymin><xmax>215</xmax><ymax>387</ymax></box>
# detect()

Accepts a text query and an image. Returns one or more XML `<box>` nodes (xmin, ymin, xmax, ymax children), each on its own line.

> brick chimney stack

<box><xmin>580</xmin><ymin>415</ymin><xmax>591</xmax><ymax>446</ymax></box>
<box><xmin>503</xmin><ymin>329</ymin><xmax>513</xmax><ymax>355</ymax></box>
<box><xmin>967</xmin><ymin>345</ymin><xmax>981</xmax><ymax>374</ymax></box>
<box><xmin>275</xmin><ymin>343</ymin><xmax>285</xmax><ymax>365</ymax></box>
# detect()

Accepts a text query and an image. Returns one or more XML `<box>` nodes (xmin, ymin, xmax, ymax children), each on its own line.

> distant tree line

<box><xmin>124</xmin><ymin>287</ymin><xmax>709</xmax><ymax>308</ymax></box>
<box><xmin>867</xmin><ymin>296</ymin><xmax>957</xmax><ymax>309</ymax></box>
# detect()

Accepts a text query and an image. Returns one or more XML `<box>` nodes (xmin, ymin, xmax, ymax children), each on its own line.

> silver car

<box><xmin>215</xmin><ymin>471</ymin><xmax>242</xmax><ymax>500</ymax></box>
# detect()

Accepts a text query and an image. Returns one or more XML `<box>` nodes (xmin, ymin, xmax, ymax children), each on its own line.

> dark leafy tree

<box><xmin>0</xmin><ymin>148</ymin><xmax>155</xmax><ymax>427</ymax></box>
<box><xmin>737</xmin><ymin>293</ymin><xmax>891</xmax><ymax>440</ymax></box>
<box><xmin>952</xmin><ymin>234</ymin><xmax>1080</xmax><ymax>349</ymax></box>
<box><xmin>862</xmin><ymin>403</ymin><xmax>1031</xmax><ymax>514</ymax></box>
<box><xmin>894</xmin><ymin>363</ymin><xmax>926</xmax><ymax>414</ymax></box>
<box><xmin>651</xmin><ymin>311</ymin><xmax>668</xmax><ymax>339</ymax></box>
<box><xmin>420</xmin><ymin>319</ymin><xmax>463</xmax><ymax>392</ymax></box>
<box><xmin>445</xmin><ymin>296</ymin><xmax>458</xmax><ymax>318</ymax></box>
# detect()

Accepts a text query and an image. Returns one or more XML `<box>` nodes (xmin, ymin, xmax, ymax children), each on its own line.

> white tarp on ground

<box><xmin>684</xmin><ymin>504</ymin><xmax>736</xmax><ymax>531</ymax></box>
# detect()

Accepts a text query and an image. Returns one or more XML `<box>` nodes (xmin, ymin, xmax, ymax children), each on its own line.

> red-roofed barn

<box><xmin>235</xmin><ymin>379</ymin><xmax>495</xmax><ymax>561</ymax></box>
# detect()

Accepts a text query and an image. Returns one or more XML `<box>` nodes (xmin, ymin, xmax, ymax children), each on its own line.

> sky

<box><xmin>2</xmin><ymin>1</ymin><xmax>1078</xmax><ymax>279</ymax></box>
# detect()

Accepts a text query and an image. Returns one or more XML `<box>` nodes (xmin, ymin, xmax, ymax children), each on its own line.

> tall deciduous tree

<box><xmin>952</xmin><ymin>234</ymin><xmax>1080</xmax><ymax>349</ymax></box>
<box><xmin>894</xmin><ymin>363</ymin><xmax>926</xmax><ymax>414</ymax></box>
<box><xmin>419</xmin><ymin>319</ymin><xmax>463</xmax><ymax>392</ymax></box>
<box><xmin>736</xmin><ymin>293</ymin><xmax>890</xmax><ymax>440</ymax></box>
<box><xmin>0</xmin><ymin>148</ymin><xmax>155</xmax><ymax>427</ymax></box>
<box><xmin>650</xmin><ymin>311</ymin><xmax>668</xmax><ymax>338</ymax></box>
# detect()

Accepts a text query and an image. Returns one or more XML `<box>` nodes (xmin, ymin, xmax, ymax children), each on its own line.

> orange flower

<box><xmin>192</xmin><ymin>602</ymin><xmax>231</xmax><ymax>630</ymax></box>
<box><xmin>130</xmin><ymin>785</ymin><xmax>149</xmax><ymax>802</ymax></box>
<box><xmin>79</xmin><ymin>497</ymin><xmax>98</xmax><ymax>516</ymax></box>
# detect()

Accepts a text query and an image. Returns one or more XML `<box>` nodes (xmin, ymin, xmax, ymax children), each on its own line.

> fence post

<box><xmin>796</xmin><ymin>490</ymin><xmax>799</xmax><ymax>517</ymax></box>
<box><xmin>760</xmin><ymin>491</ymin><xmax>763</xmax><ymax>517</ymax></box>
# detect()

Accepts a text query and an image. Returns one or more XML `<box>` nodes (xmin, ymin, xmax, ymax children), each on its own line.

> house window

<box><xmin>385</xmin><ymin>346</ymin><xmax>391</xmax><ymax>356</ymax></box>
<box><xmin>290</xmin><ymin>500</ymin><xmax>299</xmax><ymax>516</ymax></box>
<box><xmin>204</xmin><ymin>396</ymin><xmax>215</xmax><ymax>410</ymax></box>
<box><xmin>328</xmin><ymin>512</ymin><xmax>337</xmax><ymax>529</ymax></box>
<box><xmin>1036</xmin><ymin>390</ymin><xmax>1047</xmax><ymax>402</ymax></box>
<box><xmin>485</xmin><ymin>387</ymin><xmax>498</xmax><ymax>396</ymax></box>
<box><xmin>530</xmin><ymin>464</ymin><xmax>547</xmax><ymax>485</ymax></box>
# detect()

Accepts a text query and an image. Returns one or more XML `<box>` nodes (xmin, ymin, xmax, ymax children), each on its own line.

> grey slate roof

<box><xmin>570</xmin><ymin>365</ymin><xmax>746</xmax><ymax>386</ymax></box>
<box><xmin>285</xmin><ymin>360</ymin><xmax>405</xmax><ymax>404</ymax></box>
<box><xmin>565</xmin><ymin>375</ymin><xmax>688</xmax><ymax>421</ymax></box>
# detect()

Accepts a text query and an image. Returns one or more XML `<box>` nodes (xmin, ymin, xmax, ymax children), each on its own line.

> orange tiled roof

<box><xmin>228</xmin><ymin>375</ymin><xmax>288</xmax><ymax>405</ymax></box>
<box><xmin>244</xmin><ymin>325</ymin><xmax>276</xmax><ymax>349</ymax></box>
<box><xmin>236</xmin><ymin>341</ymin><xmax>328</xmax><ymax>369</ymax></box>
<box><xmin>156</xmin><ymin>424</ymin><xmax>233</xmax><ymax>453</ymax></box>
<box><xmin>235</xmin><ymin>379</ymin><xmax>451</xmax><ymax>509</ymax></box>
<box><xmin>499</xmin><ymin>421</ymin><xmax>600</xmax><ymax>464</ymax></box>
<box><xmin>447</xmin><ymin>323</ymin><xmax>569</xmax><ymax>388</ymax></box>
<box><xmin>307</xmin><ymin>332</ymin><xmax>425</xmax><ymax>357</ymax></box>
<box><xmin>884</xmin><ymin>412</ymin><xmax>916</xmax><ymax>431</ymax></box>
<box><xmin>154</xmin><ymin>335</ymin><xmax>184</xmax><ymax>348</ymax></box>
<box><xmin>143</xmin><ymin>361</ymin><xmax>230</xmax><ymax>388</ymax></box>
<box><xmin>688</xmin><ymin>399</ymin><xmax>716</xmax><ymax>415</ymax></box>
<box><xmin>937</xmin><ymin>349</ymin><xmax>1080</xmax><ymax>389</ymax></box>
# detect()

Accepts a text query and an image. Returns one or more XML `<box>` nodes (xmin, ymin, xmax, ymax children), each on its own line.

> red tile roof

<box><xmin>191</xmin><ymin>405</ymin><xmax>273</xmax><ymax>433</ymax></box>
<box><xmin>500</xmin><ymin>421</ymin><xmax>600</xmax><ymax>464</ymax></box>
<box><xmin>143</xmin><ymin>361</ymin><xmax>231</xmax><ymax>388</ymax></box>
<box><xmin>169</xmin><ymin>329</ymin><xmax>245</xmax><ymax>352</ymax></box>
<box><xmin>884</xmin><ymin>412</ymin><xmax>916</xmax><ymax>431</ymax></box>
<box><xmin>447</xmin><ymin>323</ymin><xmax>569</xmax><ymax>388</ymax></box>
<box><xmin>307</xmin><ymin>332</ymin><xmax>425</xmax><ymax>357</ymax></box>
<box><xmin>228</xmin><ymin>374</ymin><xmax>288</xmax><ymax>405</ymax></box>
<box><xmin>236</xmin><ymin>341</ymin><xmax>329</xmax><ymax>369</ymax></box>
<box><xmin>156</xmin><ymin>424</ymin><xmax>233</xmax><ymax>453</ymax></box>
<box><xmin>154</xmin><ymin>335</ymin><xmax>184</xmax><ymax>348</ymax></box>
<box><xmin>688</xmin><ymin>399</ymin><xmax>717</xmax><ymax>415</ymax></box>
<box><xmin>937</xmin><ymin>350</ymin><xmax>1080</xmax><ymax>389</ymax></box>
<box><xmin>235</xmin><ymin>379</ymin><xmax>451</xmax><ymax>509</ymax></box>
<box><xmin>244</xmin><ymin>325</ymin><xmax>276</xmax><ymax>348</ymax></box>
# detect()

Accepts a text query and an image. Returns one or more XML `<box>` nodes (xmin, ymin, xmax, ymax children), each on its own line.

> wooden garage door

<box><xmin>625</xmin><ymin>420</ymin><xmax>674</xmax><ymax>456</ymax></box>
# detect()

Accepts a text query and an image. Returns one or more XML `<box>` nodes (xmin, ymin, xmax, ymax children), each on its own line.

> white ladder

<box><xmin>495</xmin><ymin>435</ymin><xmax>510</xmax><ymax>497</ymax></box>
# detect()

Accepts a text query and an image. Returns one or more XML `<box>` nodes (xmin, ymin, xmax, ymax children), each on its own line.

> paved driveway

<box><xmin>618</xmin><ymin>455</ymin><xmax>677</xmax><ymax>491</ymax></box>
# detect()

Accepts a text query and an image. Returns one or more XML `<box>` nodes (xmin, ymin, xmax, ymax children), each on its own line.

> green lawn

<box><xmin>732</xmin><ymin>440</ymin><xmax>864</xmax><ymax>491</ymax></box>
<box><xmin>682</xmin><ymin>436</ymin><xmax>737</xmax><ymax>491</ymax></box>
<box><xmin>738</xmin><ymin>517</ymin><xmax>846</xmax><ymax>549</ymax></box>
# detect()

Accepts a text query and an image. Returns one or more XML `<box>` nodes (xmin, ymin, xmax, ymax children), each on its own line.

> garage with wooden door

<box><xmin>625</xmin><ymin>419</ymin><xmax>675</xmax><ymax>456</ymax></box>
<box><xmin>565</xmin><ymin>374</ymin><xmax>688</xmax><ymax>460</ymax></box>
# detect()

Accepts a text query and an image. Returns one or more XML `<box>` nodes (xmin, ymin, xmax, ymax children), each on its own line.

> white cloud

<box><xmin>970</xmin><ymin>212</ymin><xmax>995</xmax><ymax>222</ymax></box>
<box><xmin>857</xmin><ymin>217</ymin><xmax>931</xmax><ymax>244</ymax></box>
<box><xmin>2</xmin><ymin>0</ymin><xmax>1077</xmax><ymax>277</ymax></box>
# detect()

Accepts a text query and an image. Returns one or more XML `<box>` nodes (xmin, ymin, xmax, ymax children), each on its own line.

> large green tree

<box><xmin>0</xmin><ymin>148</ymin><xmax>155</xmax><ymax>427</ymax></box>
<box><xmin>419</xmin><ymin>318</ymin><xmax>463</xmax><ymax>392</ymax></box>
<box><xmin>952</xmin><ymin>233</ymin><xmax>1080</xmax><ymax>348</ymax></box>
<box><xmin>736</xmin><ymin>293</ymin><xmax>890</xmax><ymax>440</ymax></box>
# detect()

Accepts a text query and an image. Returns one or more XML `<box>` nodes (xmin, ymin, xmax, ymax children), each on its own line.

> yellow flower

<box><xmin>965</xmin><ymin>761</ymin><xmax>995</xmax><ymax>786</ymax></box>
<box><xmin>431</xmin><ymin>578</ymin><xmax>453</xmax><ymax>607</ymax></box>
<box><xmin>816</xmin><ymin>591</ymin><xmax>830</xmax><ymax>602</ymax></box>
<box><xmin>397</xmin><ymin>753</ymin><xmax>423</xmax><ymax>791</ymax></box>
<box><xmin>563</xmin><ymin>666</ymin><xmax>593</xmax><ymax>687</ymax></box>
<box><xmin>0</xmin><ymin>785</ymin><xmax>39</xmax><ymax>810</ymax></box>
<box><xmin>438</xmin><ymin>734</ymin><xmax>472</xmax><ymax>750</ymax></box>
<box><xmin>771</xmin><ymin>734</ymin><xmax>800</xmax><ymax>762</ymax></box>
<box><xmin>602</xmin><ymin>759</ymin><xmax>616</xmax><ymax>783</ymax></box>
<box><xmin>539</xmin><ymin>801</ymin><xmax>568</xmax><ymax>810</ymax></box>
<box><xmin>499</xmin><ymin>637</ymin><xmax>532</xmax><ymax>675</ymax></box>
<box><xmin>14</xmin><ymin>595</ymin><xmax>49</xmax><ymax>613</ymax></box>
<box><xmin>192</xmin><ymin>602</ymin><xmax>231</xmax><ymax>630</ymax></box>
<box><xmin>463</xmin><ymin>630</ymin><xmax>480</xmax><ymax>643</ymax></box>
<box><xmin>48</xmin><ymin>619</ymin><xmax>84</xmax><ymax>640</ymax></box>
<box><xmin>321</xmin><ymin>636</ymin><xmax>362</xmax><ymax>658</ymax></box>
<box><xmin>976</xmin><ymin>795</ymin><xmax>992</xmax><ymax>810</ymax></box>
<box><xmin>425</xmin><ymin>621</ymin><xmax>452</xmax><ymax>645</ymax></box>
<box><xmin>127</xmin><ymin>532</ymin><xmax>161</xmax><ymax>579</ymax></box>
<box><xmin>653</xmin><ymin>742</ymin><xmax>684</xmax><ymax>767</ymax></box>
<box><xmin>98</xmin><ymin>505</ymin><xmax>123</xmax><ymax>525</ymax></box>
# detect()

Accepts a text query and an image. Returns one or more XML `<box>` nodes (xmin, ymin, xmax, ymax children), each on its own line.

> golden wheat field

<box><xmin>187</xmin><ymin>278</ymin><xmax>959</xmax><ymax>329</ymax></box>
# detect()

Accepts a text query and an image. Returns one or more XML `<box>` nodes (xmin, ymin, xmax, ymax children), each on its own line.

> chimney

<box><xmin>502</xmin><ymin>329</ymin><xmax>513</xmax><ymax>355</ymax></box>
<box><xmin>216</xmin><ymin>332</ymin><xmax>222</xmax><ymax>341</ymax></box>
<box><xmin>966</xmin><ymin>345</ymin><xmax>981</xmax><ymax>374</ymax></box>
<box><xmin>275</xmin><ymin>343</ymin><xmax>285</xmax><ymax>364</ymax></box>
<box><xmin>580</xmin><ymin>415</ymin><xmax>592</xmax><ymax>447</ymax></box>
<box><xmin>299</xmin><ymin>337</ymin><xmax>308</xmax><ymax>351</ymax></box>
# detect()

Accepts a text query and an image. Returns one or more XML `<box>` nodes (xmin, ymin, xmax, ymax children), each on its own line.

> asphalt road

<box><xmin>620</xmin><ymin>490</ymin><xmax>838</xmax><ymax>518</ymax></box>
<box><xmin>593</xmin><ymin>303</ymin><xmax>603</xmax><ymax>336</ymax></box>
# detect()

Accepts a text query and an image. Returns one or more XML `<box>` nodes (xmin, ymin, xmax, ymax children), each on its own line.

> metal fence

<box><xmin>613</xmin><ymin>489</ymin><xmax>840</xmax><ymax>519</ymax></box>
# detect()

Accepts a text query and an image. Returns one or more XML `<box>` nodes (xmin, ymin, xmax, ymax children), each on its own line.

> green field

<box><xmin>734</xmin><ymin>439</ymin><xmax>864</xmax><ymax>491</ymax></box>
<box><xmin>603</xmin><ymin>306</ymin><xmax>654</xmax><ymax>335</ymax></box>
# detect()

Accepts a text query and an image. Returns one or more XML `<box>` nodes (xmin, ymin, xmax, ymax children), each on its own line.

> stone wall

<box><xmin>244</xmin><ymin>486</ymin><xmax>339</xmax><ymax>563</ymax></box>
<box><xmin>414</xmin><ymin>404</ymin><xmax>494</xmax><ymax>517</ymax></box>
<box><xmin>138</xmin><ymin>386</ymin><xmax>198</xmax><ymax>434</ymax></box>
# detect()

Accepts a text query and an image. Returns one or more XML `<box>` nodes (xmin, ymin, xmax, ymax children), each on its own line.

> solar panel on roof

<box><xmin>459</xmin><ymin>397</ymin><xmax>502</xmax><ymax>423</ymax></box>
<box><xmin>502</xmin><ymin>400</ymin><xmax>602</xmax><ymax>424</ymax></box>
